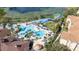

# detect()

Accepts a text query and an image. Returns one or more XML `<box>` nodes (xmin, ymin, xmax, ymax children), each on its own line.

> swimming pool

<box><xmin>35</xmin><ymin>31</ymin><xmax>45</xmax><ymax>38</ymax></box>
<box><xmin>17</xmin><ymin>24</ymin><xmax>46</xmax><ymax>38</ymax></box>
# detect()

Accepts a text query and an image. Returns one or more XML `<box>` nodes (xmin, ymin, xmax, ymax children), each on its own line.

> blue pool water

<box><xmin>17</xmin><ymin>24</ymin><xmax>46</xmax><ymax>38</ymax></box>
<box><xmin>35</xmin><ymin>31</ymin><xmax>45</xmax><ymax>38</ymax></box>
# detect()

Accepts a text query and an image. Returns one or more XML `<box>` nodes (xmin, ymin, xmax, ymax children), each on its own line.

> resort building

<box><xmin>60</xmin><ymin>15</ymin><xmax>79</xmax><ymax>51</ymax></box>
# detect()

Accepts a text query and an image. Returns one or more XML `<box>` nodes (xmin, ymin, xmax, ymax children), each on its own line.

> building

<box><xmin>0</xmin><ymin>29</ymin><xmax>11</xmax><ymax>38</ymax></box>
<box><xmin>0</xmin><ymin>29</ymin><xmax>30</xmax><ymax>51</ymax></box>
<box><xmin>60</xmin><ymin>15</ymin><xmax>79</xmax><ymax>51</ymax></box>
<box><xmin>0</xmin><ymin>40</ymin><xmax>30</xmax><ymax>51</ymax></box>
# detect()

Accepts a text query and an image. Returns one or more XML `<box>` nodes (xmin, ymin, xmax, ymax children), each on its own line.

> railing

<box><xmin>53</xmin><ymin>33</ymin><xmax>61</xmax><ymax>43</ymax></box>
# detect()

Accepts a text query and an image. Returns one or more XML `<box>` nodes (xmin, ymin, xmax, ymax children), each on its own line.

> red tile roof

<box><xmin>61</xmin><ymin>15</ymin><xmax>79</xmax><ymax>42</ymax></box>
<box><xmin>0</xmin><ymin>40</ymin><xmax>30</xmax><ymax>51</ymax></box>
<box><xmin>0</xmin><ymin>29</ymin><xmax>11</xmax><ymax>38</ymax></box>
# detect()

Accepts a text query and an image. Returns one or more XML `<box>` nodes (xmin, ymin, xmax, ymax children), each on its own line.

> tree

<box><xmin>1</xmin><ymin>17</ymin><xmax>13</xmax><ymax>28</ymax></box>
<box><xmin>33</xmin><ymin>16</ymin><xmax>39</xmax><ymax>20</ymax></box>
<box><xmin>0</xmin><ymin>8</ymin><xmax>13</xmax><ymax>28</ymax></box>
<box><xmin>45</xmin><ymin>39</ymin><xmax>71</xmax><ymax>51</ymax></box>
<box><xmin>26</xmin><ymin>31</ymin><xmax>33</xmax><ymax>38</ymax></box>
<box><xmin>40</xmin><ymin>15</ymin><xmax>46</xmax><ymax>18</ymax></box>
<box><xmin>0</xmin><ymin>8</ymin><xmax>7</xmax><ymax>28</ymax></box>
<box><xmin>0</xmin><ymin>8</ymin><xmax>6</xmax><ymax>22</ymax></box>
<box><xmin>64</xmin><ymin>7</ymin><xmax>78</xmax><ymax>17</ymax></box>
<box><xmin>0</xmin><ymin>8</ymin><xmax>6</xmax><ymax>16</ymax></box>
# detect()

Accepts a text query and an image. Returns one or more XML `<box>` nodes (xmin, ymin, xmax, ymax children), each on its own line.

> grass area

<box><xmin>42</xmin><ymin>21</ymin><xmax>58</xmax><ymax>33</ymax></box>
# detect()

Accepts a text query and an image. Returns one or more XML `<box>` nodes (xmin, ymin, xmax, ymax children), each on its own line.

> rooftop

<box><xmin>61</xmin><ymin>15</ymin><xmax>79</xmax><ymax>42</ymax></box>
